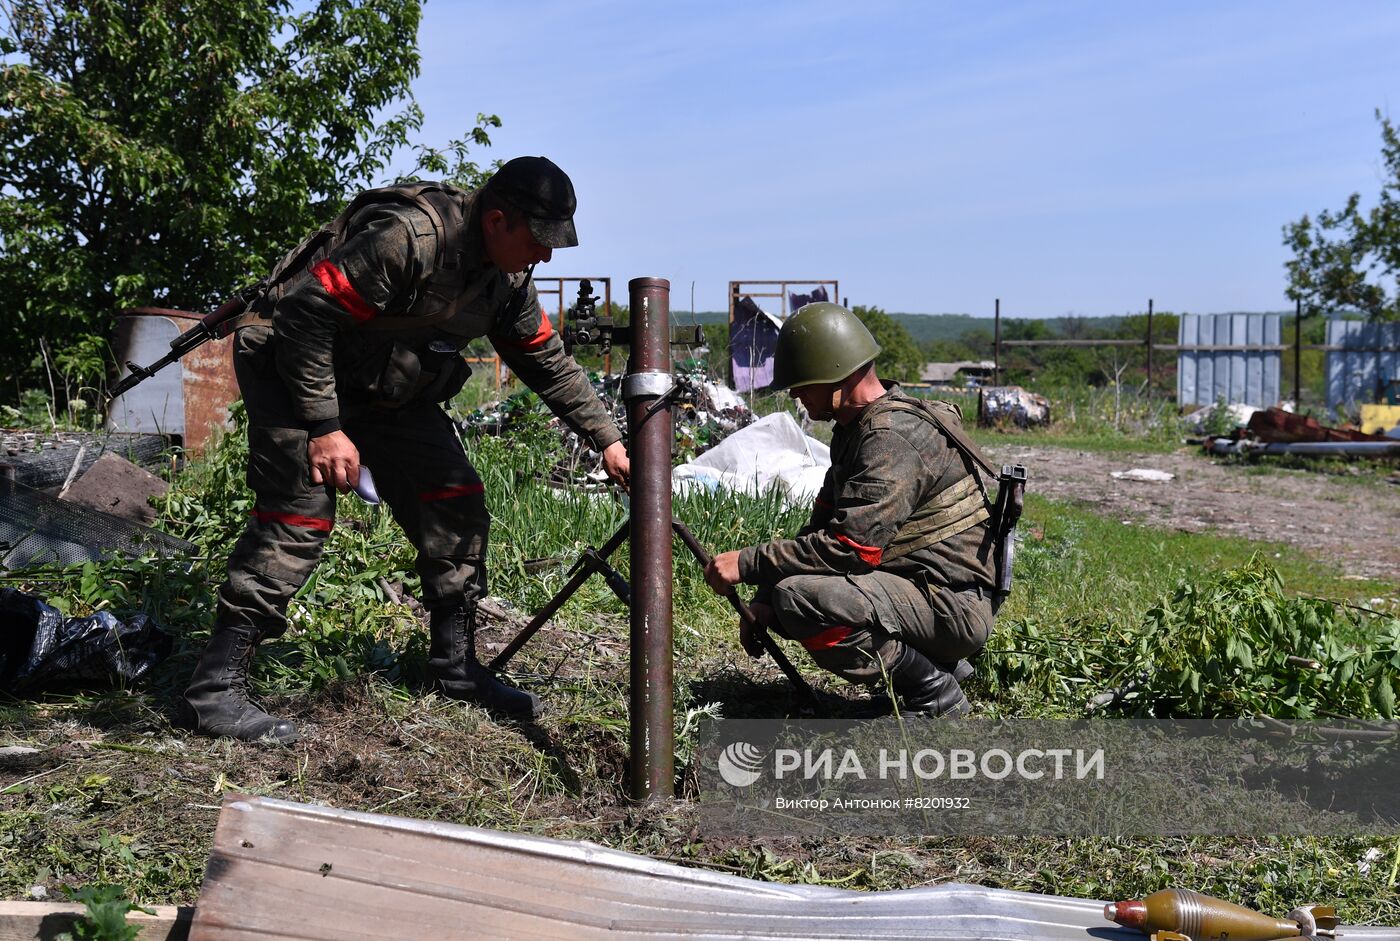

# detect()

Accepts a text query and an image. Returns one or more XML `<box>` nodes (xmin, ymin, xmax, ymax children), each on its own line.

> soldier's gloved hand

<box><xmin>308</xmin><ymin>429</ymin><xmax>361</xmax><ymax>494</ymax></box>
<box><xmin>601</xmin><ymin>441</ymin><xmax>630</xmax><ymax>491</ymax></box>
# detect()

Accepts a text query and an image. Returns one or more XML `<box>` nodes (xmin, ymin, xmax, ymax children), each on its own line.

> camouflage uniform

<box><xmin>219</xmin><ymin>187</ymin><xmax>620</xmax><ymax>641</ymax></box>
<box><xmin>738</xmin><ymin>384</ymin><xmax>995</xmax><ymax>684</ymax></box>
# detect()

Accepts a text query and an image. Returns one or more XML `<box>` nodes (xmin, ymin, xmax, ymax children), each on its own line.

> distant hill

<box><xmin>889</xmin><ymin>313</ymin><xmax>1138</xmax><ymax>344</ymax></box>
<box><xmin>657</xmin><ymin>308</ymin><xmax>1298</xmax><ymax>344</ymax></box>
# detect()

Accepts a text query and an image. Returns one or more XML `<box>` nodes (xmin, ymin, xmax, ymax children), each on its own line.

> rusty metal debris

<box><xmin>107</xmin><ymin>305</ymin><xmax>246</xmax><ymax>453</ymax></box>
<box><xmin>191</xmin><ymin>795</ymin><xmax>1400</xmax><ymax>941</ymax></box>
<box><xmin>1204</xmin><ymin>406</ymin><xmax>1400</xmax><ymax>458</ymax></box>
<box><xmin>1247</xmin><ymin>407</ymin><xmax>1386</xmax><ymax>444</ymax></box>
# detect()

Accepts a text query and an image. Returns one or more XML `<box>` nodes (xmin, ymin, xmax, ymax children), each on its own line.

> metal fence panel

<box><xmin>1176</xmin><ymin>313</ymin><xmax>1282</xmax><ymax>407</ymax></box>
<box><xmin>1177</xmin><ymin>314</ymin><xmax>1197</xmax><ymax>404</ymax></box>
<box><xmin>1326</xmin><ymin>319</ymin><xmax>1400</xmax><ymax>409</ymax></box>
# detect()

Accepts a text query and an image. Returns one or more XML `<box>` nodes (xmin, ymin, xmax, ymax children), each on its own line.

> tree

<box><xmin>0</xmin><ymin>0</ymin><xmax>495</xmax><ymax>397</ymax></box>
<box><xmin>1283</xmin><ymin>110</ymin><xmax>1400</xmax><ymax>321</ymax></box>
<box><xmin>852</xmin><ymin>304</ymin><xmax>924</xmax><ymax>383</ymax></box>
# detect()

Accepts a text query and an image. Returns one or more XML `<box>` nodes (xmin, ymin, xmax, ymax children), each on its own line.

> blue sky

<box><xmin>406</xmin><ymin>2</ymin><xmax>1399</xmax><ymax>318</ymax></box>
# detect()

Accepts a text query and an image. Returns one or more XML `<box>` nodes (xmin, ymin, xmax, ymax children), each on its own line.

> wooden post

<box><xmin>1293</xmin><ymin>298</ymin><xmax>1302</xmax><ymax>407</ymax></box>
<box><xmin>994</xmin><ymin>298</ymin><xmax>1001</xmax><ymax>385</ymax></box>
<box><xmin>1146</xmin><ymin>298</ymin><xmax>1154</xmax><ymax>398</ymax></box>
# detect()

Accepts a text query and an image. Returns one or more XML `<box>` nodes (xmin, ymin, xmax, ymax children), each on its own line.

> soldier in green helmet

<box><xmin>704</xmin><ymin>302</ymin><xmax>996</xmax><ymax>716</ymax></box>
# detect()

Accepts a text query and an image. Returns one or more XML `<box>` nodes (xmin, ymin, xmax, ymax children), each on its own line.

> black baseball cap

<box><xmin>485</xmin><ymin>156</ymin><xmax>579</xmax><ymax>248</ymax></box>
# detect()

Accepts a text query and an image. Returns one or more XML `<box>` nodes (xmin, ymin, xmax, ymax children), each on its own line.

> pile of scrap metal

<box><xmin>1</xmin><ymin>428</ymin><xmax>169</xmax><ymax>490</ymax></box>
<box><xmin>1204</xmin><ymin>406</ymin><xmax>1400</xmax><ymax>458</ymax></box>
<box><xmin>0</xmin><ymin>432</ymin><xmax>194</xmax><ymax>571</ymax></box>
<box><xmin>458</xmin><ymin>368</ymin><xmax>755</xmax><ymax>484</ymax></box>
<box><xmin>979</xmin><ymin>386</ymin><xmax>1051</xmax><ymax>427</ymax></box>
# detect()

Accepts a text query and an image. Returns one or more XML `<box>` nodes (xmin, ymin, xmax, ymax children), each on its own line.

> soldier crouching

<box><xmin>704</xmin><ymin>303</ymin><xmax>997</xmax><ymax>717</ymax></box>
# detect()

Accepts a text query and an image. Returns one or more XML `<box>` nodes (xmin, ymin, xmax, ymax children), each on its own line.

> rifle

<box><xmin>107</xmin><ymin>285</ymin><xmax>263</xmax><ymax>401</ymax></box>
<box><xmin>991</xmin><ymin>463</ymin><xmax>1027</xmax><ymax>613</ymax></box>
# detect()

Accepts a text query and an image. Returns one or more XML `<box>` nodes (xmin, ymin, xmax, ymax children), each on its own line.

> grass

<box><xmin>963</xmin><ymin>383</ymin><xmax>1188</xmax><ymax>453</ymax></box>
<box><xmin>2</xmin><ymin>387</ymin><xmax>1399</xmax><ymax>926</ymax></box>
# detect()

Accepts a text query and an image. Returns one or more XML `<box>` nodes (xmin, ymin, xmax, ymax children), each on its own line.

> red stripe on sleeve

<box><xmin>251</xmin><ymin>508</ymin><xmax>334</xmax><ymax>532</ymax></box>
<box><xmin>835</xmin><ymin>533</ymin><xmax>883</xmax><ymax>567</ymax></box>
<box><xmin>800</xmin><ymin>625</ymin><xmax>852</xmax><ymax>651</ymax></box>
<box><xmin>497</xmin><ymin>306</ymin><xmax>554</xmax><ymax>352</ymax></box>
<box><xmin>419</xmin><ymin>482</ymin><xmax>485</xmax><ymax>503</ymax></box>
<box><xmin>310</xmin><ymin>260</ymin><xmax>377</xmax><ymax>323</ymax></box>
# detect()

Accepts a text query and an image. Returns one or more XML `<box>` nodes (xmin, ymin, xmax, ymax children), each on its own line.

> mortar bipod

<box><xmin>488</xmin><ymin>519</ymin><xmax>630</xmax><ymax>672</ymax></box>
<box><xmin>670</xmin><ymin>518</ymin><xmax>822</xmax><ymax>715</ymax></box>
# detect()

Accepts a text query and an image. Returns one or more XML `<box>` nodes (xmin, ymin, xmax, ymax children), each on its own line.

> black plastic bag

<box><xmin>0</xmin><ymin>587</ymin><xmax>172</xmax><ymax>694</ymax></box>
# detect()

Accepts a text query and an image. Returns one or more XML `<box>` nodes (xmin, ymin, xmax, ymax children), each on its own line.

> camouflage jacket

<box><xmin>738</xmin><ymin>384</ymin><xmax>996</xmax><ymax>591</ymax></box>
<box><xmin>250</xmin><ymin>186</ymin><xmax>620</xmax><ymax>449</ymax></box>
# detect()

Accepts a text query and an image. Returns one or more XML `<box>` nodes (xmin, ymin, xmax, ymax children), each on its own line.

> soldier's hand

<box><xmin>601</xmin><ymin>441</ymin><xmax>630</xmax><ymax>491</ymax></box>
<box><xmin>747</xmin><ymin>601</ymin><xmax>776</xmax><ymax>629</ymax></box>
<box><xmin>308</xmin><ymin>429</ymin><xmax>361</xmax><ymax>493</ymax></box>
<box><xmin>704</xmin><ymin>550</ymin><xmax>743</xmax><ymax>594</ymax></box>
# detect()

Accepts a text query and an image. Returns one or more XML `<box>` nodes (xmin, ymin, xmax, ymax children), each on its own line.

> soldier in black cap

<box><xmin>183</xmin><ymin>157</ymin><xmax>628</xmax><ymax>742</ymax></box>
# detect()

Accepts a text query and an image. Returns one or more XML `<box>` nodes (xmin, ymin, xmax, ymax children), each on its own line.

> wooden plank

<box><xmin>0</xmin><ymin>902</ymin><xmax>192</xmax><ymax>940</ymax></box>
<box><xmin>190</xmin><ymin>795</ymin><xmax>1400</xmax><ymax>941</ymax></box>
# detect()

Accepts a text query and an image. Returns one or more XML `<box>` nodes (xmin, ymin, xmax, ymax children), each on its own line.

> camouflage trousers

<box><xmin>768</xmin><ymin>571</ymin><xmax>993</xmax><ymax>685</ymax></box>
<box><xmin>217</xmin><ymin>331</ymin><xmax>489</xmax><ymax>639</ymax></box>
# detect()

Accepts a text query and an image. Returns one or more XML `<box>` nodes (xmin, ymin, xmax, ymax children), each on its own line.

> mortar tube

<box><xmin>626</xmin><ymin>277</ymin><xmax>675</xmax><ymax>801</ymax></box>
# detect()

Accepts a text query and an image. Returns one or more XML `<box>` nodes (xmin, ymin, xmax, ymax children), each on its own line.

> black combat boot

<box><xmin>428</xmin><ymin>604</ymin><xmax>542</xmax><ymax>721</ymax></box>
<box><xmin>890</xmin><ymin>643</ymin><xmax>970</xmax><ymax>718</ymax></box>
<box><xmin>183</xmin><ymin>624</ymin><xmax>300</xmax><ymax>744</ymax></box>
<box><xmin>938</xmin><ymin>659</ymin><xmax>975</xmax><ymax>683</ymax></box>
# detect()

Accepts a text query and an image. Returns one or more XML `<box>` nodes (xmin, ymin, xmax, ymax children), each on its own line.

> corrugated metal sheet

<box><xmin>1326</xmin><ymin>319</ymin><xmax>1400</xmax><ymax>409</ymax></box>
<box><xmin>1177</xmin><ymin>313</ymin><xmax>1282</xmax><ymax>407</ymax></box>
<box><xmin>191</xmin><ymin>795</ymin><xmax>1400</xmax><ymax>941</ymax></box>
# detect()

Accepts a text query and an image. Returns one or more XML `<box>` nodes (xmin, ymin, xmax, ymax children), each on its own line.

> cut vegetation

<box><xmin>1</xmin><ymin>381</ymin><xmax>1397</xmax><ymax>926</ymax></box>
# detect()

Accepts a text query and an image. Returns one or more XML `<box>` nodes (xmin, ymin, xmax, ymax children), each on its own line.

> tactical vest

<box><xmin>237</xmin><ymin>182</ymin><xmax>483</xmax><ymax>332</ymax></box>
<box><xmin>875</xmin><ymin>397</ymin><xmax>998</xmax><ymax>562</ymax></box>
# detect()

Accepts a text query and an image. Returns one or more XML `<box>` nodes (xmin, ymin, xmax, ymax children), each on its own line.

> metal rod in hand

<box><xmin>488</xmin><ymin>519</ymin><xmax>630</xmax><ymax>671</ymax></box>
<box><xmin>671</xmin><ymin>519</ymin><xmax>820</xmax><ymax>711</ymax></box>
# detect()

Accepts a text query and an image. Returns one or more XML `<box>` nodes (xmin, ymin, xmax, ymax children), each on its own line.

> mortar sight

<box><xmin>564</xmin><ymin>278</ymin><xmax>611</xmax><ymax>355</ymax></box>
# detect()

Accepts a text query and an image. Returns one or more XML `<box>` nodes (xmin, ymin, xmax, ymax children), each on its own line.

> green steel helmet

<box><xmin>771</xmin><ymin>302</ymin><xmax>881</xmax><ymax>390</ymax></box>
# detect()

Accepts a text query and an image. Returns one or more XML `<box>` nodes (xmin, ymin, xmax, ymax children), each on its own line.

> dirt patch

<box><xmin>986</xmin><ymin>444</ymin><xmax>1400</xmax><ymax>584</ymax></box>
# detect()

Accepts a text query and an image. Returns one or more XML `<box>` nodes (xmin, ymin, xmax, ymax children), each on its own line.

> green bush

<box><xmin>986</xmin><ymin>556</ymin><xmax>1400</xmax><ymax>719</ymax></box>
